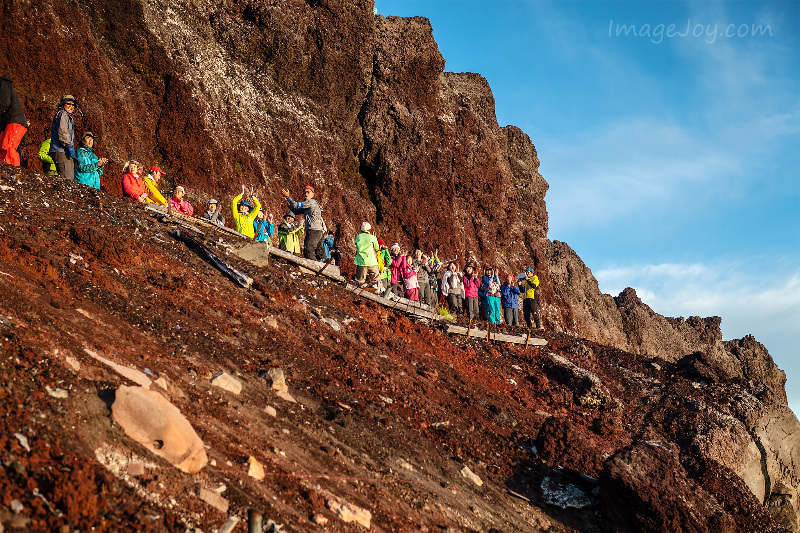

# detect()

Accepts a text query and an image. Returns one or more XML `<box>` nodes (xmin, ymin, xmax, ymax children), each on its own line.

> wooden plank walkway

<box><xmin>446</xmin><ymin>325</ymin><xmax>547</xmax><ymax>346</ymax></box>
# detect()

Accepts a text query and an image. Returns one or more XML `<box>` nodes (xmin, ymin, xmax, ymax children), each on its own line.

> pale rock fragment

<box><xmin>248</xmin><ymin>456</ymin><xmax>265</xmax><ymax>480</ymax></box>
<box><xmin>264</xmin><ymin>405</ymin><xmax>277</xmax><ymax>417</ymax></box>
<box><xmin>211</xmin><ymin>372</ymin><xmax>242</xmax><ymax>395</ymax></box>
<box><xmin>198</xmin><ymin>487</ymin><xmax>229</xmax><ymax>513</ymax></box>
<box><xmin>111</xmin><ymin>385</ymin><xmax>208</xmax><ymax>473</ymax></box>
<box><xmin>45</xmin><ymin>385</ymin><xmax>68</xmax><ymax>399</ymax></box>
<box><xmin>327</xmin><ymin>498</ymin><xmax>372</xmax><ymax>528</ymax></box>
<box><xmin>275</xmin><ymin>390</ymin><xmax>297</xmax><ymax>403</ymax></box>
<box><xmin>460</xmin><ymin>466</ymin><xmax>483</xmax><ymax>487</ymax></box>
<box><xmin>84</xmin><ymin>348</ymin><xmax>151</xmax><ymax>389</ymax></box>
<box><xmin>261</xmin><ymin>367</ymin><xmax>288</xmax><ymax>393</ymax></box>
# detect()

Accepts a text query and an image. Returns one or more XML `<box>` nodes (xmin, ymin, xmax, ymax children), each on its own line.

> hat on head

<box><xmin>150</xmin><ymin>166</ymin><xmax>164</xmax><ymax>174</ymax></box>
<box><xmin>175</xmin><ymin>186</ymin><xmax>185</xmax><ymax>193</ymax></box>
<box><xmin>81</xmin><ymin>131</ymin><xmax>98</xmax><ymax>140</ymax></box>
<box><xmin>284</xmin><ymin>211</ymin><xmax>295</xmax><ymax>219</ymax></box>
<box><xmin>377</xmin><ymin>238</ymin><xmax>386</xmax><ymax>246</ymax></box>
<box><xmin>360</xmin><ymin>222</ymin><xmax>371</xmax><ymax>232</ymax></box>
<box><xmin>304</xmin><ymin>185</ymin><xmax>315</xmax><ymax>192</ymax></box>
<box><xmin>59</xmin><ymin>95</ymin><xmax>76</xmax><ymax>107</ymax></box>
<box><xmin>390</xmin><ymin>243</ymin><xmax>400</xmax><ymax>251</ymax></box>
<box><xmin>466</xmin><ymin>263</ymin><xmax>475</xmax><ymax>270</ymax></box>
<box><xmin>207</xmin><ymin>198</ymin><xmax>218</xmax><ymax>205</ymax></box>
<box><xmin>525</xmin><ymin>266</ymin><xmax>534</xmax><ymax>274</ymax></box>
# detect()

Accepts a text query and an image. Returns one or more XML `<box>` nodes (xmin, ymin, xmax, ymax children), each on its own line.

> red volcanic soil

<box><xmin>0</xmin><ymin>165</ymin><xmax>787</xmax><ymax>532</ymax></box>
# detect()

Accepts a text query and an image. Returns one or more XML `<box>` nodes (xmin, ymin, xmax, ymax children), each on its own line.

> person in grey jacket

<box><xmin>281</xmin><ymin>184</ymin><xmax>325</xmax><ymax>261</ymax></box>
<box><xmin>49</xmin><ymin>95</ymin><xmax>77</xmax><ymax>179</ymax></box>
<box><xmin>414</xmin><ymin>249</ymin><xmax>433</xmax><ymax>306</ymax></box>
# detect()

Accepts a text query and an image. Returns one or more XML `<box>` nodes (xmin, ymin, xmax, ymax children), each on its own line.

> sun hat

<box><xmin>360</xmin><ymin>222</ymin><xmax>371</xmax><ymax>232</ymax></box>
<box><xmin>150</xmin><ymin>166</ymin><xmax>164</xmax><ymax>174</ymax></box>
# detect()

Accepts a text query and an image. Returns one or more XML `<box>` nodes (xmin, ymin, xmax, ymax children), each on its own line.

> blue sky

<box><xmin>376</xmin><ymin>0</ymin><xmax>800</xmax><ymax>413</ymax></box>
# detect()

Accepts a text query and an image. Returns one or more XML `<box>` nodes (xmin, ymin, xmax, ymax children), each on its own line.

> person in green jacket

<box><xmin>38</xmin><ymin>138</ymin><xmax>57</xmax><ymax>175</ymax></box>
<box><xmin>74</xmin><ymin>132</ymin><xmax>107</xmax><ymax>190</ymax></box>
<box><xmin>521</xmin><ymin>267</ymin><xmax>542</xmax><ymax>329</ymax></box>
<box><xmin>278</xmin><ymin>211</ymin><xmax>304</xmax><ymax>254</ymax></box>
<box><xmin>231</xmin><ymin>185</ymin><xmax>261</xmax><ymax>238</ymax></box>
<box><xmin>377</xmin><ymin>239</ymin><xmax>392</xmax><ymax>291</ymax></box>
<box><xmin>354</xmin><ymin>222</ymin><xmax>380</xmax><ymax>286</ymax></box>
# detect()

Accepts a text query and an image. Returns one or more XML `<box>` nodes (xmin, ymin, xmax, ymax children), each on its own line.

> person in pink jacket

<box><xmin>463</xmin><ymin>264</ymin><xmax>481</xmax><ymax>320</ymax></box>
<box><xmin>402</xmin><ymin>251</ymin><xmax>420</xmax><ymax>301</ymax></box>
<box><xmin>383</xmin><ymin>243</ymin><xmax>407</xmax><ymax>299</ymax></box>
<box><xmin>169</xmin><ymin>186</ymin><xmax>194</xmax><ymax>216</ymax></box>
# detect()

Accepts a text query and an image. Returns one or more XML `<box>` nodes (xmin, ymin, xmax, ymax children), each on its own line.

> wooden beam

<box><xmin>446</xmin><ymin>324</ymin><xmax>546</xmax><ymax>346</ymax></box>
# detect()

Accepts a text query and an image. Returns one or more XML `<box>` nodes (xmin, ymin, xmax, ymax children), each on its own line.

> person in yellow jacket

<box><xmin>38</xmin><ymin>138</ymin><xmax>57</xmax><ymax>175</ymax></box>
<box><xmin>278</xmin><ymin>211</ymin><xmax>304</xmax><ymax>254</ymax></box>
<box><xmin>231</xmin><ymin>185</ymin><xmax>261</xmax><ymax>238</ymax></box>
<box><xmin>144</xmin><ymin>166</ymin><xmax>168</xmax><ymax>206</ymax></box>
<box><xmin>520</xmin><ymin>266</ymin><xmax>542</xmax><ymax>329</ymax></box>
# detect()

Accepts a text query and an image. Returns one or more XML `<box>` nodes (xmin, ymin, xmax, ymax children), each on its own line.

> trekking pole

<box><xmin>525</xmin><ymin>331</ymin><xmax>531</xmax><ymax>350</ymax></box>
<box><xmin>466</xmin><ymin>318</ymin><xmax>472</xmax><ymax>338</ymax></box>
<box><xmin>486</xmin><ymin>322</ymin><xmax>491</xmax><ymax>341</ymax></box>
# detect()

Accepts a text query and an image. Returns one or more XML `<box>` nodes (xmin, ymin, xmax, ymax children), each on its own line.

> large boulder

<box><xmin>111</xmin><ymin>385</ymin><xmax>208</xmax><ymax>474</ymax></box>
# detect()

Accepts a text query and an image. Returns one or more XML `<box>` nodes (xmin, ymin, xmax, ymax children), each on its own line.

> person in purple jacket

<box><xmin>500</xmin><ymin>274</ymin><xmax>523</xmax><ymax>326</ymax></box>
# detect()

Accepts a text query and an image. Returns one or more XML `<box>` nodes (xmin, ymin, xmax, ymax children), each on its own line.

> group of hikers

<box><xmin>1</xmin><ymin>83</ymin><xmax>543</xmax><ymax>330</ymax></box>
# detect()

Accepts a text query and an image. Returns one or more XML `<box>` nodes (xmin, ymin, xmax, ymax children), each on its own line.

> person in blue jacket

<box><xmin>74</xmin><ymin>132</ymin><xmax>107</xmax><ymax>190</ymax></box>
<box><xmin>49</xmin><ymin>95</ymin><xmax>78</xmax><ymax>179</ymax></box>
<box><xmin>500</xmin><ymin>274</ymin><xmax>523</xmax><ymax>327</ymax></box>
<box><xmin>253</xmin><ymin>210</ymin><xmax>274</xmax><ymax>243</ymax></box>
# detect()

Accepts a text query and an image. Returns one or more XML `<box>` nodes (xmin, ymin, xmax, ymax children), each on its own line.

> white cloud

<box><xmin>595</xmin><ymin>261</ymin><xmax>800</xmax><ymax>410</ymax></box>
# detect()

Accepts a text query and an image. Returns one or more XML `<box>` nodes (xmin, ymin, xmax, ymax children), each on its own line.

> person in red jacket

<box><xmin>168</xmin><ymin>186</ymin><xmax>194</xmax><ymax>216</ymax></box>
<box><xmin>122</xmin><ymin>160</ymin><xmax>147</xmax><ymax>202</ymax></box>
<box><xmin>0</xmin><ymin>76</ymin><xmax>29</xmax><ymax>167</ymax></box>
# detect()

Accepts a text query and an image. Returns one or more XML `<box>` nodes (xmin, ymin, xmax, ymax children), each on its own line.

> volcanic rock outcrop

<box><xmin>1</xmin><ymin>0</ymin><xmax>797</xmax><ymax>530</ymax></box>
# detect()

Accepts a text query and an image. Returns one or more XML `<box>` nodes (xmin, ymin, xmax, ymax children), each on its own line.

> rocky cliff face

<box><xmin>2</xmin><ymin>0</ymin><xmax>797</xmax><ymax>529</ymax></box>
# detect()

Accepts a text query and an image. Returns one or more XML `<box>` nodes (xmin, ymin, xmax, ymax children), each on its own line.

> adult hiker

<box><xmin>521</xmin><ymin>266</ymin><xmax>542</xmax><ymax>329</ymax></box>
<box><xmin>281</xmin><ymin>184</ymin><xmax>325</xmax><ymax>261</ymax></box>
<box><xmin>144</xmin><ymin>166</ymin><xmax>168</xmax><ymax>206</ymax></box>
<box><xmin>169</xmin><ymin>186</ymin><xmax>194</xmax><ymax>216</ymax></box>
<box><xmin>0</xmin><ymin>76</ymin><xmax>29</xmax><ymax>167</ymax></box>
<box><xmin>500</xmin><ymin>274</ymin><xmax>523</xmax><ymax>327</ymax></box>
<box><xmin>278</xmin><ymin>211</ymin><xmax>304</xmax><ymax>254</ymax></box>
<box><xmin>402</xmin><ymin>251</ymin><xmax>420</xmax><ymax>301</ymax></box>
<box><xmin>231</xmin><ymin>185</ymin><xmax>261</xmax><ymax>238</ymax></box>
<box><xmin>354</xmin><ymin>222</ymin><xmax>380</xmax><ymax>286</ymax></box>
<box><xmin>122</xmin><ymin>160</ymin><xmax>148</xmax><ymax>202</ymax></box>
<box><xmin>481</xmin><ymin>266</ymin><xmax>502</xmax><ymax>325</ymax></box>
<box><xmin>254</xmin><ymin>211</ymin><xmax>274</xmax><ymax>243</ymax></box>
<box><xmin>414</xmin><ymin>250</ymin><xmax>433</xmax><ymax>306</ymax></box>
<box><xmin>49</xmin><ymin>95</ymin><xmax>78</xmax><ymax>179</ymax></box>
<box><xmin>441</xmin><ymin>261</ymin><xmax>464</xmax><ymax>315</ymax></box>
<box><xmin>383</xmin><ymin>243</ymin><xmax>407</xmax><ymax>299</ymax></box>
<box><xmin>463</xmin><ymin>264</ymin><xmax>481</xmax><ymax>320</ymax></box>
<box><xmin>74</xmin><ymin>131</ymin><xmax>107</xmax><ymax>190</ymax></box>
<box><xmin>38</xmin><ymin>138</ymin><xmax>57</xmax><ymax>175</ymax></box>
<box><xmin>201</xmin><ymin>199</ymin><xmax>226</xmax><ymax>226</ymax></box>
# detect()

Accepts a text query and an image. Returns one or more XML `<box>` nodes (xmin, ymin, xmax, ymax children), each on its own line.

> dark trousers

<box><xmin>52</xmin><ymin>151</ymin><xmax>74</xmax><ymax>180</ymax></box>
<box><xmin>523</xmin><ymin>298</ymin><xmax>541</xmax><ymax>328</ymax></box>
<box><xmin>503</xmin><ymin>307</ymin><xmax>519</xmax><ymax>327</ymax></box>
<box><xmin>446</xmin><ymin>293</ymin><xmax>463</xmax><ymax>314</ymax></box>
<box><xmin>418</xmin><ymin>280</ymin><xmax>432</xmax><ymax>306</ymax></box>
<box><xmin>465</xmin><ymin>296</ymin><xmax>480</xmax><ymax>320</ymax></box>
<box><xmin>304</xmin><ymin>229</ymin><xmax>325</xmax><ymax>261</ymax></box>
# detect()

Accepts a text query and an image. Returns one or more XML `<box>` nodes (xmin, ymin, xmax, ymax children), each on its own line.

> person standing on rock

<box><xmin>481</xmin><ymin>267</ymin><xmax>502</xmax><ymax>325</ymax></box>
<box><xmin>521</xmin><ymin>267</ymin><xmax>542</xmax><ymax>330</ymax></box>
<box><xmin>354</xmin><ymin>222</ymin><xmax>381</xmax><ymax>286</ymax></box>
<box><xmin>49</xmin><ymin>95</ymin><xmax>78</xmax><ymax>179</ymax></box>
<box><xmin>282</xmin><ymin>185</ymin><xmax>325</xmax><ymax>261</ymax></box>
<box><xmin>377</xmin><ymin>239</ymin><xmax>391</xmax><ymax>291</ymax></box>
<box><xmin>414</xmin><ymin>249</ymin><xmax>433</xmax><ymax>306</ymax></box>
<box><xmin>74</xmin><ymin>131</ymin><xmax>107</xmax><ymax>190</ymax></box>
<box><xmin>0</xmin><ymin>76</ymin><xmax>29</xmax><ymax>167</ymax></box>
<box><xmin>254</xmin><ymin>211</ymin><xmax>274</xmax><ymax>243</ymax></box>
<box><xmin>500</xmin><ymin>274</ymin><xmax>523</xmax><ymax>327</ymax></box>
<box><xmin>232</xmin><ymin>185</ymin><xmax>261</xmax><ymax>238</ymax></box>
